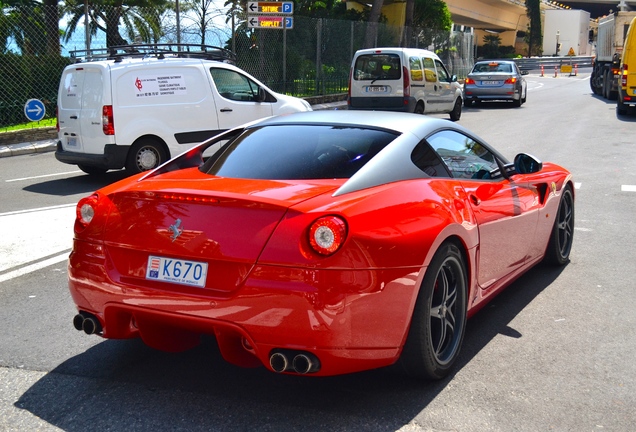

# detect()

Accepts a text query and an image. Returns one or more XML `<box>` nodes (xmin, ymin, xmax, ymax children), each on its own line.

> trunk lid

<box><xmin>101</xmin><ymin>171</ymin><xmax>339</xmax><ymax>293</ymax></box>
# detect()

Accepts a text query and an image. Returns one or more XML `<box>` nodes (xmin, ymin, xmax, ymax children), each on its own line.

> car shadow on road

<box><xmin>22</xmin><ymin>170</ymin><xmax>129</xmax><ymax>197</ymax></box>
<box><xmin>14</xmin><ymin>263</ymin><xmax>566</xmax><ymax>431</ymax></box>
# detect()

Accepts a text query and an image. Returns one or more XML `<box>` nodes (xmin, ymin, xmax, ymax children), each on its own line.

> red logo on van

<box><xmin>135</xmin><ymin>77</ymin><xmax>143</xmax><ymax>91</ymax></box>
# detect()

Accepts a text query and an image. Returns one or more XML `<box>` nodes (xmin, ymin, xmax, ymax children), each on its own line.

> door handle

<box><xmin>220</xmin><ymin>108</ymin><xmax>233</xmax><ymax>112</ymax></box>
<box><xmin>470</xmin><ymin>194</ymin><xmax>481</xmax><ymax>206</ymax></box>
<box><xmin>70</xmin><ymin>115</ymin><xmax>78</xmax><ymax>119</ymax></box>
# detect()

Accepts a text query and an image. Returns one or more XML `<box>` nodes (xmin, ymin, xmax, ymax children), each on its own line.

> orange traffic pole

<box><xmin>541</xmin><ymin>65</ymin><xmax>544</xmax><ymax>77</ymax></box>
<box><xmin>554</xmin><ymin>66</ymin><xmax>558</xmax><ymax>78</ymax></box>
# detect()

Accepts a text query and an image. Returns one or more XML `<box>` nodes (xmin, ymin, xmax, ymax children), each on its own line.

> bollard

<box><xmin>554</xmin><ymin>66</ymin><xmax>558</xmax><ymax>78</ymax></box>
<box><xmin>541</xmin><ymin>65</ymin><xmax>544</xmax><ymax>77</ymax></box>
<box><xmin>574</xmin><ymin>64</ymin><xmax>578</xmax><ymax>76</ymax></box>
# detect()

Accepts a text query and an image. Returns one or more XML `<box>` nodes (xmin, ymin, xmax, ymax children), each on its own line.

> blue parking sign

<box><xmin>24</xmin><ymin>99</ymin><xmax>46</xmax><ymax>122</ymax></box>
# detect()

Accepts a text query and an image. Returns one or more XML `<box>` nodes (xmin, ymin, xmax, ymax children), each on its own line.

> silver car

<box><xmin>463</xmin><ymin>60</ymin><xmax>528</xmax><ymax>107</ymax></box>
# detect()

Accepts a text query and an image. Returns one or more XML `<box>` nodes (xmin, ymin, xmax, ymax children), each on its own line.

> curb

<box><xmin>0</xmin><ymin>101</ymin><xmax>347</xmax><ymax>159</ymax></box>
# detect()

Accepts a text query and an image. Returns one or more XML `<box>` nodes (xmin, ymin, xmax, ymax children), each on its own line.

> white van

<box><xmin>56</xmin><ymin>44</ymin><xmax>312</xmax><ymax>175</ymax></box>
<box><xmin>347</xmin><ymin>47</ymin><xmax>463</xmax><ymax>121</ymax></box>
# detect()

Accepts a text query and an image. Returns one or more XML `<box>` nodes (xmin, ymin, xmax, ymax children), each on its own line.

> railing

<box><xmin>514</xmin><ymin>56</ymin><xmax>594</xmax><ymax>71</ymax></box>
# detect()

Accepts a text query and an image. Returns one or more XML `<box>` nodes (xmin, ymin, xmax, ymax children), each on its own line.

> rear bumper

<box><xmin>464</xmin><ymin>85</ymin><xmax>521</xmax><ymax>101</ymax></box>
<box><xmin>68</xmin><ymin>240</ymin><xmax>422</xmax><ymax>376</ymax></box>
<box><xmin>55</xmin><ymin>142</ymin><xmax>129</xmax><ymax>170</ymax></box>
<box><xmin>348</xmin><ymin>96</ymin><xmax>416</xmax><ymax>112</ymax></box>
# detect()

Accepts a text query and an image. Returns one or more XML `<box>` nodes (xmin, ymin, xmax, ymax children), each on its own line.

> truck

<box><xmin>590</xmin><ymin>10</ymin><xmax>636</xmax><ymax>99</ymax></box>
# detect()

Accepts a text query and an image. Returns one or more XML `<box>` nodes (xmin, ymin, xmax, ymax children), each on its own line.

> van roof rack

<box><xmin>70</xmin><ymin>43</ymin><xmax>237</xmax><ymax>64</ymax></box>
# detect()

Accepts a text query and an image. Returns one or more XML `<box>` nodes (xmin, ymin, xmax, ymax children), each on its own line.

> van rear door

<box><xmin>58</xmin><ymin>65</ymin><xmax>108</xmax><ymax>154</ymax></box>
<box><xmin>349</xmin><ymin>52</ymin><xmax>405</xmax><ymax>110</ymax></box>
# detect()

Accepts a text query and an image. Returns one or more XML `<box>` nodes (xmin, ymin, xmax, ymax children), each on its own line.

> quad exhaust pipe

<box><xmin>73</xmin><ymin>312</ymin><xmax>102</xmax><ymax>335</ymax></box>
<box><xmin>269</xmin><ymin>350</ymin><xmax>321</xmax><ymax>374</ymax></box>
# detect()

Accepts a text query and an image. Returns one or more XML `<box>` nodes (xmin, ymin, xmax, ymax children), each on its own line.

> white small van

<box><xmin>56</xmin><ymin>44</ymin><xmax>312</xmax><ymax>175</ymax></box>
<box><xmin>347</xmin><ymin>47</ymin><xmax>463</xmax><ymax>121</ymax></box>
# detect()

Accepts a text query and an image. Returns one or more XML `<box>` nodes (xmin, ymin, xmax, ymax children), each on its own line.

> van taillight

<box><xmin>56</xmin><ymin>106</ymin><xmax>59</xmax><ymax>132</ymax></box>
<box><xmin>403</xmin><ymin>66</ymin><xmax>410</xmax><ymax>98</ymax></box>
<box><xmin>102</xmin><ymin>105</ymin><xmax>114</xmax><ymax>135</ymax></box>
<box><xmin>622</xmin><ymin>64</ymin><xmax>628</xmax><ymax>87</ymax></box>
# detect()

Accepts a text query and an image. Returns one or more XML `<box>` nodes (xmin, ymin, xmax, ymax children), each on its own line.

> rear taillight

<box><xmin>504</xmin><ymin>77</ymin><xmax>517</xmax><ymax>84</ymax></box>
<box><xmin>622</xmin><ymin>64</ymin><xmax>628</xmax><ymax>87</ymax></box>
<box><xmin>102</xmin><ymin>105</ymin><xmax>114</xmax><ymax>135</ymax></box>
<box><xmin>308</xmin><ymin>216</ymin><xmax>347</xmax><ymax>256</ymax></box>
<box><xmin>56</xmin><ymin>106</ymin><xmax>59</xmax><ymax>132</ymax></box>
<box><xmin>465</xmin><ymin>78</ymin><xmax>475</xmax><ymax>85</ymax></box>
<box><xmin>76</xmin><ymin>193</ymin><xmax>99</xmax><ymax>230</ymax></box>
<box><xmin>403</xmin><ymin>66</ymin><xmax>410</xmax><ymax>98</ymax></box>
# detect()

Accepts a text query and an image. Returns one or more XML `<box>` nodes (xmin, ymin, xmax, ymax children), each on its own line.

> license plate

<box><xmin>481</xmin><ymin>80</ymin><xmax>501</xmax><ymax>85</ymax></box>
<box><xmin>146</xmin><ymin>255</ymin><xmax>208</xmax><ymax>288</ymax></box>
<box><xmin>67</xmin><ymin>137</ymin><xmax>77</xmax><ymax>147</ymax></box>
<box><xmin>366</xmin><ymin>86</ymin><xmax>387</xmax><ymax>93</ymax></box>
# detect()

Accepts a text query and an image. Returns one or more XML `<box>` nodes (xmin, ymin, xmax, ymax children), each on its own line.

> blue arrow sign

<box><xmin>24</xmin><ymin>99</ymin><xmax>46</xmax><ymax>122</ymax></box>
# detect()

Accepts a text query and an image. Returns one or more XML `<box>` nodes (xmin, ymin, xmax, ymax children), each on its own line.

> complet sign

<box><xmin>248</xmin><ymin>15</ymin><xmax>293</xmax><ymax>29</ymax></box>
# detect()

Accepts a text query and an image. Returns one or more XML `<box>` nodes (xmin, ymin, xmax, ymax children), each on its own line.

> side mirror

<box><xmin>514</xmin><ymin>153</ymin><xmax>542</xmax><ymax>174</ymax></box>
<box><xmin>451</xmin><ymin>74</ymin><xmax>458</xmax><ymax>82</ymax></box>
<box><xmin>521</xmin><ymin>70</ymin><xmax>529</xmax><ymax>76</ymax></box>
<box><xmin>255</xmin><ymin>87</ymin><xmax>267</xmax><ymax>102</ymax></box>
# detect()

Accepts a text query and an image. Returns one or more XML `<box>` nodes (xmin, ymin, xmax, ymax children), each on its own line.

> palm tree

<box><xmin>61</xmin><ymin>0</ymin><xmax>170</xmax><ymax>48</ymax></box>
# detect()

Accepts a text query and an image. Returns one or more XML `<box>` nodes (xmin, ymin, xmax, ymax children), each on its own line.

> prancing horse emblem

<box><xmin>169</xmin><ymin>219</ymin><xmax>183</xmax><ymax>242</ymax></box>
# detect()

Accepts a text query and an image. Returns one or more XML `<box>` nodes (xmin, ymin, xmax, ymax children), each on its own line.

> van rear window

<box><xmin>353</xmin><ymin>54</ymin><xmax>401</xmax><ymax>81</ymax></box>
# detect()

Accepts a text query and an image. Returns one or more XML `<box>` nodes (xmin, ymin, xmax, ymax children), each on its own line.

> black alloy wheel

<box><xmin>400</xmin><ymin>242</ymin><xmax>468</xmax><ymax>380</ymax></box>
<box><xmin>544</xmin><ymin>184</ymin><xmax>574</xmax><ymax>265</ymax></box>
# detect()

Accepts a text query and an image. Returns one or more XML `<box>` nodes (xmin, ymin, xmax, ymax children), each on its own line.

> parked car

<box><xmin>463</xmin><ymin>60</ymin><xmax>528</xmax><ymax>107</ymax></box>
<box><xmin>68</xmin><ymin>110</ymin><xmax>574</xmax><ymax>379</ymax></box>
<box><xmin>55</xmin><ymin>43</ymin><xmax>312</xmax><ymax>176</ymax></box>
<box><xmin>348</xmin><ymin>47</ymin><xmax>463</xmax><ymax>121</ymax></box>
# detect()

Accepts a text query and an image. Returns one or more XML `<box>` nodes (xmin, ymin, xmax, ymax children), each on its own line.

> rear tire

<box><xmin>544</xmin><ymin>185</ymin><xmax>574</xmax><ymax>265</ymax></box>
<box><xmin>399</xmin><ymin>242</ymin><xmax>468</xmax><ymax>380</ymax></box>
<box><xmin>414</xmin><ymin>102</ymin><xmax>425</xmax><ymax>115</ymax></box>
<box><xmin>78</xmin><ymin>165</ymin><xmax>108</xmax><ymax>176</ymax></box>
<box><xmin>449</xmin><ymin>98</ymin><xmax>462</xmax><ymax>121</ymax></box>
<box><xmin>126</xmin><ymin>138</ymin><xmax>168</xmax><ymax>174</ymax></box>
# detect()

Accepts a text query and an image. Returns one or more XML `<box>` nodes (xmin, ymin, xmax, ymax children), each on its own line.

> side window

<box><xmin>434</xmin><ymin>60</ymin><xmax>450</xmax><ymax>82</ymax></box>
<box><xmin>422</xmin><ymin>57</ymin><xmax>437</xmax><ymax>83</ymax></box>
<box><xmin>210</xmin><ymin>68</ymin><xmax>260</xmax><ymax>102</ymax></box>
<box><xmin>409</xmin><ymin>56</ymin><xmax>423</xmax><ymax>81</ymax></box>
<box><xmin>411</xmin><ymin>140</ymin><xmax>451</xmax><ymax>178</ymax></box>
<box><xmin>427</xmin><ymin>130</ymin><xmax>498</xmax><ymax>180</ymax></box>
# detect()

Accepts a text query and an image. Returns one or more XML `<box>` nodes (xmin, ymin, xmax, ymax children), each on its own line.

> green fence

<box><xmin>1</xmin><ymin>4</ymin><xmax>474</xmax><ymax>130</ymax></box>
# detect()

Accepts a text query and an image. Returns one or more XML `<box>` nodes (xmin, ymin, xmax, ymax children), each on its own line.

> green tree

<box><xmin>61</xmin><ymin>0</ymin><xmax>169</xmax><ymax>48</ymax></box>
<box><xmin>525</xmin><ymin>0</ymin><xmax>541</xmax><ymax>56</ymax></box>
<box><xmin>180</xmin><ymin>0</ymin><xmax>226</xmax><ymax>45</ymax></box>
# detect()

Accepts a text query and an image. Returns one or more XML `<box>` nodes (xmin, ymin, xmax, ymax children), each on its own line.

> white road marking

<box><xmin>0</xmin><ymin>206</ymin><xmax>75</xmax><ymax>279</ymax></box>
<box><xmin>621</xmin><ymin>185</ymin><xmax>636</xmax><ymax>192</ymax></box>
<box><xmin>5</xmin><ymin>170</ymin><xmax>81</xmax><ymax>182</ymax></box>
<box><xmin>0</xmin><ymin>253</ymin><xmax>69</xmax><ymax>283</ymax></box>
<box><xmin>574</xmin><ymin>182</ymin><xmax>581</xmax><ymax>189</ymax></box>
<box><xmin>0</xmin><ymin>203</ymin><xmax>76</xmax><ymax>217</ymax></box>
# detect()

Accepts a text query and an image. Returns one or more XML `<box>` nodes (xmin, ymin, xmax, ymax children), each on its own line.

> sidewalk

<box><xmin>0</xmin><ymin>100</ymin><xmax>347</xmax><ymax>159</ymax></box>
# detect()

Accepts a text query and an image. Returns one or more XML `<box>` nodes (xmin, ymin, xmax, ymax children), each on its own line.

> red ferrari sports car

<box><xmin>69</xmin><ymin>110</ymin><xmax>574</xmax><ymax>379</ymax></box>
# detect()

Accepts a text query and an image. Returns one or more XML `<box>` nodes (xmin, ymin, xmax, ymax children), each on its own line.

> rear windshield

<box><xmin>473</xmin><ymin>63</ymin><xmax>513</xmax><ymax>73</ymax></box>
<box><xmin>353</xmin><ymin>54</ymin><xmax>401</xmax><ymax>81</ymax></box>
<box><xmin>201</xmin><ymin>125</ymin><xmax>398</xmax><ymax>180</ymax></box>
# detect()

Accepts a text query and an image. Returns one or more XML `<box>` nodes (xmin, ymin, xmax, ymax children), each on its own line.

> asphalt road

<box><xmin>1</xmin><ymin>70</ymin><xmax>635</xmax><ymax>431</ymax></box>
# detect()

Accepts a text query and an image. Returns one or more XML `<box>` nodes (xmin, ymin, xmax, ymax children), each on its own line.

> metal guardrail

<box><xmin>514</xmin><ymin>56</ymin><xmax>594</xmax><ymax>71</ymax></box>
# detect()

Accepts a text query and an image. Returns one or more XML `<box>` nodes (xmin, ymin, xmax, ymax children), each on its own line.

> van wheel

<box><xmin>78</xmin><ymin>165</ymin><xmax>108</xmax><ymax>176</ymax></box>
<box><xmin>126</xmin><ymin>138</ymin><xmax>168</xmax><ymax>174</ymax></box>
<box><xmin>449</xmin><ymin>98</ymin><xmax>462</xmax><ymax>121</ymax></box>
<box><xmin>414</xmin><ymin>102</ymin><xmax>425</xmax><ymax>115</ymax></box>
